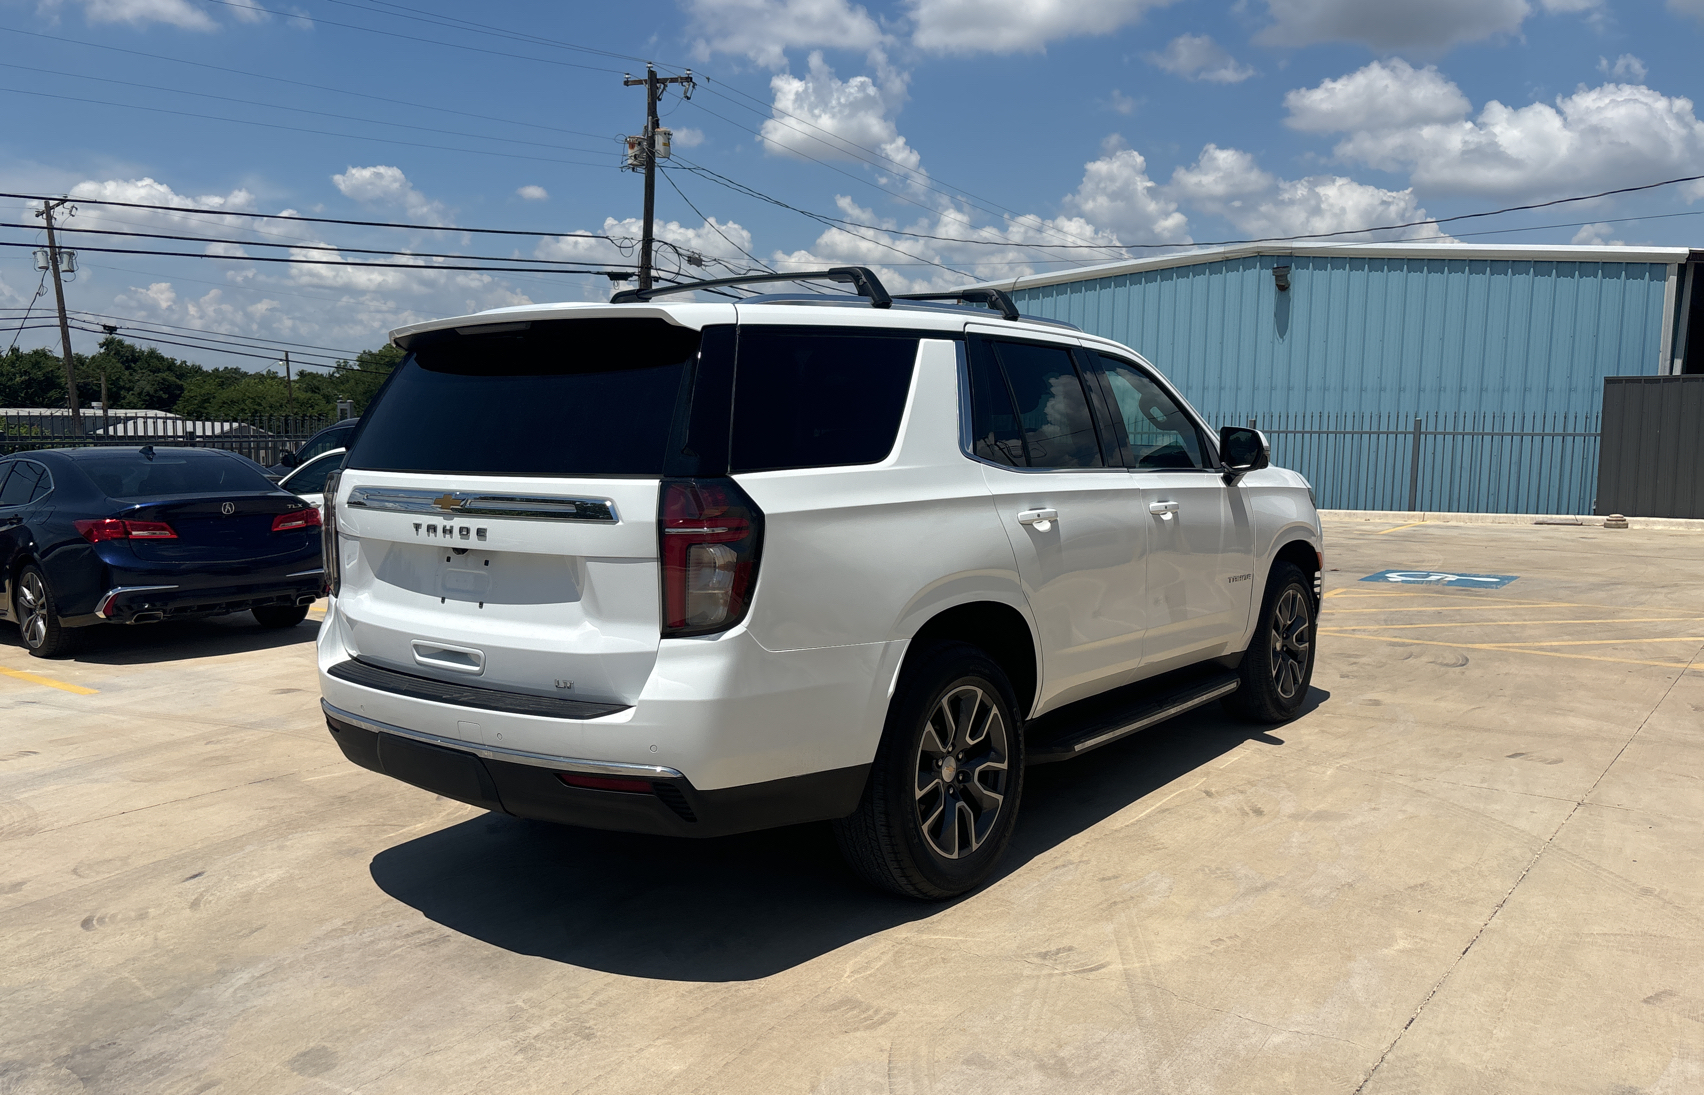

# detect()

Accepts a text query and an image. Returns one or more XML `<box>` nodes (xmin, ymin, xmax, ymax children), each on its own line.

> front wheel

<box><xmin>833</xmin><ymin>642</ymin><xmax>1024</xmax><ymax>900</ymax></box>
<box><xmin>1224</xmin><ymin>561</ymin><xmax>1317</xmax><ymax>723</ymax></box>
<box><xmin>15</xmin><ymin>565</ymin><xmax>79</xmax><ymax>659</ymax></box>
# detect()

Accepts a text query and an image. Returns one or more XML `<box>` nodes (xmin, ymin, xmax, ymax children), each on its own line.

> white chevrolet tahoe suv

<box><xmin>317</xmin><ymin>269</ymin><xmax>1322</xmax><ymax>899</ymax></box>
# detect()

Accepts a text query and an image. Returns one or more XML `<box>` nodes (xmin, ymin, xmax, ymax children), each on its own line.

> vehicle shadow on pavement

<box><xmin>368</xmin><ymin>686</ymin><xmax>1327</xmax><ymax>982</ymax></box>
<box><xmin>1</xmin><ymin>615</ymin><xmax>322</xmax><ymax>664</ymax></box>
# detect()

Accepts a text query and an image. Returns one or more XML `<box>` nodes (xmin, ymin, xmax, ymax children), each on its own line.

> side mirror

<box><xmin>1219</xmin><ymin>426</ymin><xmax>1269</xmax><ymax>483</ymax></box>
<box><xmin>279</xmin><ymin>450</ymin><xmax>301</xmax><ymax>469</ymax></box>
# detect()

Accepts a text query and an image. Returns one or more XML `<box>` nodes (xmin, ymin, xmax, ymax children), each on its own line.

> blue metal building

<box><xmin>990</xmin><ymin>243</ymin><xmax>1698</xmax><ymax>513</ymax></box>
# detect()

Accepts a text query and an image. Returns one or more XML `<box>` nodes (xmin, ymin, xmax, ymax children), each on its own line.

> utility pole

<box><xmin>623</xmin><ymin>64</ymin><xmax>693</xmax><ymax>291</ymax></box>
<box><xmin>35</xmin><ymin>199</ymin><xmax>82</xmax><ymax>435</ymax></box>
<box><xmin>283</xmin><ymin>351</ymin><xmax>294</xmax><ymax>412</ymax></box>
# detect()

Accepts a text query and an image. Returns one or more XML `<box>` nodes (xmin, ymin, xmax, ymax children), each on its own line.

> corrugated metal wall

<box><xmin>1008</xmin><ymin>254</ymin><xmax>1670</xmax><ymax>422</ymax></box>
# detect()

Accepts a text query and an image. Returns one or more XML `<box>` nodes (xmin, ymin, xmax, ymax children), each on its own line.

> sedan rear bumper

<box><xmin>70</xmin><ymin>576</ymin><xmax>323</xmax><ymax>626</ymax></box>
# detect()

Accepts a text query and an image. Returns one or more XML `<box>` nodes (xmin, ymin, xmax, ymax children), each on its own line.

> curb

<box><xmin>1320</xmin><ymin>510</ymin><xmax>1704</xmax><ymax>532</ymax></box>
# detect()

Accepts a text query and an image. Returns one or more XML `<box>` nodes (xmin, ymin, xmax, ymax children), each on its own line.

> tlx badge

<box><xmin>414</xmin><ymin>521</ymin><xmax>487</xmax><ymax>541</ymax></box>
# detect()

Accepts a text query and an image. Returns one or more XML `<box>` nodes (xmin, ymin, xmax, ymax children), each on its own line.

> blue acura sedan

<box><xmin>0</xmin><ymin>446</ymin><xmax>325</xmax><ymax>658</ymax></box>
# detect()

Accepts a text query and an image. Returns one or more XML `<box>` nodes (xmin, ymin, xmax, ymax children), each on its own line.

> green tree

<box><xmin>0</xmin><ymin>347</ymin><xmax>68</xmax><ymax>407</ymax></box>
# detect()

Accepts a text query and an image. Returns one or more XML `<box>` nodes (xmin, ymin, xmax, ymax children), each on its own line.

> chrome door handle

<box><xmin>1017</xmin><ymin>508</ymin><xmax>1058</xmax><ymax>529</ymax></box>
<box><xmin>1148</xmin><ymin>500</ymin><xmax>1179</xmax><ymax>520</ymax></box>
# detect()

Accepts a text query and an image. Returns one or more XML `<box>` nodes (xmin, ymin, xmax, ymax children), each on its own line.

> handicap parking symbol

<box><xmin>1360</xmin><ymin>569</ymin><xmax>1519</xmax><ymax>588</ymax></box>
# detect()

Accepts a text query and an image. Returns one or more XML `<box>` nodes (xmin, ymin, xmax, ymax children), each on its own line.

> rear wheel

<box><xmin>1224</xmin><ymin>562</ymin><xmax>1316</xmax><ymax>723</ymax></box>
<box><xmin>833</xmin><ymin>642</ymin><xmax>1024</xmax><ymax>900</ymax></box>
<box><xmin>253</xmin><ymin>604</ymin><xmax>310</xmax><ymax>628</ymax></box>
<box><xmin>15</xmin><ymin>565</ymin><xmax>79</xmax><ymax>659</ymax></box>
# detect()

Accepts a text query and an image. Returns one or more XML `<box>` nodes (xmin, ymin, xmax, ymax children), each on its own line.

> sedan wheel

<box><xmin>13</xmin><ymin>565</ymin><xmax>78</xmax><ymax>658</ymax></box>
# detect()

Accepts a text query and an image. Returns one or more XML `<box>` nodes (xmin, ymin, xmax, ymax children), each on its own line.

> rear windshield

<box><xmin>80</xmin><ymin>454</ymin><xmax>278</xmax><ymax>500</ymax></box>
<box><xmin>350</xmin><ymin>319</ymin><xmax>700</xmax><ymax>477</ymax></box>
<box><xmin>730</xmin><ymin>329</ymin><xmax>919</xmax><ymax>473</ymax></box>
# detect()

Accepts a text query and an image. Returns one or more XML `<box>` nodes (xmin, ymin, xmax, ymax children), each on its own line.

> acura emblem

<box><xmin>221</xmin><ymin>502</ymin><xmax>236</xmax><ymax>515</ymax></box>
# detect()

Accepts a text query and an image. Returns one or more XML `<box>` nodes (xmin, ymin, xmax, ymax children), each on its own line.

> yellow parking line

<box><xmin>1478</xmin><ymin>636</ymin><xmax>1704</xmax><ymax>648</ymax></box>
<box><xmin>1328</xmin><ymin>602</ymin><xmax>1586</xmax><ymax>614</ymax></box>
<box><xmin>1377</xmin><ymin>521</ymin><xmax>1429</xmax><ymax>534</ymax></box>
<box><xmin>0</xmin><ymin>665</ymin><xmax>99</xmax><ymax>695</ymax></box>
<box><xmin>1325</xmin><ymin>617</ymin><xmax>1704</xmax><ymax>631</ymax></box>
<box><xmin>1318</xmin><ymin>629</ymin><xmax>1704</xmax><ymax>672</ymax></box>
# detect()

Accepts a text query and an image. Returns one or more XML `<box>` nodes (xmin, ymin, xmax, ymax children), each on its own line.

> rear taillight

<box><xmin>75</xmin><ymin>518</ymin><xmax>177</xmax><ymax>543</ymax></box>
<box><xmin>659</xmin><ymin>477</ymin><xmax>763</xmax><ymax>637</ymax></box>
<box><xmin>271</xmin><ymin>508</ymin><xmax>322</xmax><ymax>532</ymax></box>
<box><xmin>322</xmin><ymin>470</ymin><xmax>342</xmax><ymax>597</ymax></box>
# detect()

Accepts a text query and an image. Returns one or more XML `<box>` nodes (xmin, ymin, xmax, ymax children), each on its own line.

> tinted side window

<box><xmin>1</xmin><ymin>460</ymin><xmax>45</xmax><ymax>505</ymax></box>
<box><xmin>0</xmin><ymin>463</ymin><xmax>20</xmax><ymax>506</ymax></box>
<box><xmin>27</xmin><ymin>461</ymin><xmax>53</xmax><ymax>501</ymax></box>
<box><xmin>351</xmin><ymin>319</ymin><xmax>699</xmax><ymax>477</ymax></box>
<box><xmin>1098</xmin><ymin>355</ymin><xmax>1207</xmax><ymax>470</ymax></box>
<box><xmin>730</xmin><ymin>329</ymin><xmax>918</xmax><ymax>473</ymax></box>
<box><xmin>967</xmin><ymin>343</ymin><xmax>1024</xmax><ymax>467</ymax></box>
<box><xmin>298</xmin><ymin>425</ymin><xmax>353</xmax><ymax>463</ymax></box>
<box><xmin>990</xmin><ymin>341</ymin><xmax>1103</xmax><ymax>469</ymax></box>
<box><xmin>284</xmin><ymin>451</ymin><xmax>345</xmax><ymax>496</ymax></box>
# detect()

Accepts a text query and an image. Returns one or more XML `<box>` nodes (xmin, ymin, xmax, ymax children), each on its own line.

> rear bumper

<box><xmin>70</xmin><ymin>576</ymin><xmax>324</xmax><ymax>626</ymax></box>
<box><xmin>324</xmin><ymin>703</ymin><xmax>868</xmax><ymax>838</ymax></box>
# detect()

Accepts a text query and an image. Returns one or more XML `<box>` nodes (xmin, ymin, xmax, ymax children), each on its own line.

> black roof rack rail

<box><xmin>610</xmin><ymin>266</ymin><xmax>892</xmax><ymax>308</ymax></box>
<box><xmin>894</xmin><ymin>287</ymin><xmax>1021</xmax><ymax>321</ymax></box>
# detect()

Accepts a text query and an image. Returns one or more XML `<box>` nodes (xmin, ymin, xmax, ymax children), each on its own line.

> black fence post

<box><xmin>1407</xmin><ymin>416</ymin><xmax>1423</xmax><ymax>511</ymax></box>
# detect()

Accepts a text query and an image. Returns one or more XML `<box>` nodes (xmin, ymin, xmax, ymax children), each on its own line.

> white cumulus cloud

<box><xmin>1287</xmin><ymin>60</ymin><xmax>1704</xmax><ymax>198</ymax></box>
<box><xmin>61</xmin><ymin>0</ymin><xmax>216</xmax><ymax>29</ymax></box>
<box><xmin>684</xmin><ymin>0</ymin><xmax>884</xmax><ymax>67</ymax></box>
<box><xmin>516</xmin><ymin>185</ymin><xmax>549</xmax><ymax>201</ymax></box>
<box><xmin>909</xmin><ymin>0</ymin><xmax>1179</xmax><ymax>54</ymax></box>
<box><xmin>1145</xmin><ymin>34</ymin><xmax>1256</xmax><ymax>84</ymax></box>
<box><xmin>1063</xmin><ymin>138</ymin><xmax>1191</xmax><ymax>243</ymax></box>
<box><xmin>761</xmin><ymin>51</ymin><xmax>921</xmax><ymax>176</ymax></box>
<box><xmin>1598</xmin><ymin>54</ymin><xmax>1648</xmax><ymax>82</ymax></box>
<box><xmin>1672</xmin><ymin>0</ymin><xmax>1704</xmax><ymax>20</ymax></box>
<box><xmin>1169</xmin><ymin>143</ymin><xmax>1436</xmax><ymax>240</ymax></box>
<box><xmin>332</xmin><ymin>165</ymin><xmax>447</xmax><ymax>225</ymax></box>
<box><xmin>1254</xmin><ymin>0</ymin><xmax>1596</xmax><ymax>53</ymax></box>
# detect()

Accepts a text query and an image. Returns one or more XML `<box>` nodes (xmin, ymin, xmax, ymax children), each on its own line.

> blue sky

<box><xmin>5</xmin><ymin>0</ymin><xmax>1704</xmax><ymax>372</ymax></box>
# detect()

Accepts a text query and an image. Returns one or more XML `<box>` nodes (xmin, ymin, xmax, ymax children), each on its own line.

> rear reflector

<box><xmin>75</xmin><ymin>518</ymin><xmax>177</xmax><ymax>543</ymax></box>
<box><xmin>557</xmin><ymin>772</ymin><xmax>656</xmax><ymax>794</ymax></box>
<box><xmin>272</xmin><ymin>508</ymin><xmax>323</xmax><ymax>532</ymax></box>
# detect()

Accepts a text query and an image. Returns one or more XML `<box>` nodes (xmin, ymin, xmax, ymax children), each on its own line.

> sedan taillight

<box><xmin>75</xmin><ymin>518</ymin><xmax>177</xmax><ymax>543</ymax></box>
<box><xmin>271</xmin><ymin>508</ymin><xmax>322</xmax><ymax>532</ymax></box>
<box><xmin>659</xmin><ymin>477</ymin><xmax>763</xmax><ymax>637</ymax></box>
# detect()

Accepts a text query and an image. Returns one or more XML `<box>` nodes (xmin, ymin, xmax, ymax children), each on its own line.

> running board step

<box><xmin>1025</xmin><ymin>665</ymin><xmax>1239</xmax><ymax>765</ymax></box>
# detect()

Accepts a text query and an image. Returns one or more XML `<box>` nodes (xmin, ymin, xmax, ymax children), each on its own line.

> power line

<box><xmin>0</xmin><ymin>61</ymin><xmax>619</xmax><ymax>157</ymax></box>
<box><xmin>0</xmin><ymin>85</ymin><xmax>621</xmax><ymax>169</ymax></box>
<box><xmin>0</xmin><ymin>239</ymin><xmax>629</xmax><ymax>275</ymax></box>
<box><xmin>0</xmin><ymin>24</ymin><xmax>623</xmax><ymax>143</ymax></box>
<box><xmin>659</xmin><ymin>169</ymin><xmax>773</xmax><ymax>274</ymax></box>
<box><xmin>0</xmin><ymin>220</ymin><xmax>629</xmax><ymax>269</ymax></box>
<box><xmin>0</xmin><ymin>190</ymin><xmax>611</xmax><ymax>240</ymax></box>
<box><xmin>193</xmin><ymin>0</ymin><xmax>631</xmax><ymax>75</ymax></box>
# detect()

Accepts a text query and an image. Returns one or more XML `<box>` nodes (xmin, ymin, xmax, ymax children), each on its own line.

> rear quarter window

<box><xmin>729</xmin><ymin>329</ymin><xmax>919</xmax><ymax>473</ymax></box>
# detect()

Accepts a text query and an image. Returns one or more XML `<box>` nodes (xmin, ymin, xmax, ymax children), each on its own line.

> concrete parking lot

<box><xmin>2</xmin><ymin>517</ymin><xmax>1701</xmax><ymax>1095</ymax></box>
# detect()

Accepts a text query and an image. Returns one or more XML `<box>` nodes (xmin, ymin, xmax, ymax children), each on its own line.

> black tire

<box><xmin>253</xmin><ymin>603</ymin><xmax>311</xmax><ymax>628</ymax></box>
<box><xmin>833</xmin><ymin>642</ymin><xmax>1025</xmax><ymax>900</ymax></box>
<box><xmin>14</xmin><ymin>564</ymin><xmax>79</xmax><ymax>659</ymax></box>
<box><xmin>1223</xmin><ymin>561</ymin><xmax>1317</xmax><ymax>723</ymax></box>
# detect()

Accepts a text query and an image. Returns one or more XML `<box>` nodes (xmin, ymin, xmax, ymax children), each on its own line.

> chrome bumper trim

<box><xmin>94</xmin><ymin>584</ymin><xmax>179</xmax><ymax>619</ymax></box>
<box><xmin>319</xmin><ymin>699</ymin><xmax>684</xmax><ymax>779</ymax></box>
<box><xmin>288</xmin><ymin>568</ymin><xmax>326</xmax><ymax>578</ymax></box>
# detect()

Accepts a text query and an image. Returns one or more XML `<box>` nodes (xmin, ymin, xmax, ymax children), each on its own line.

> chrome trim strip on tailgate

<box><xmin>321</xmin><ymin>699</ymin><xmax>684</xmax><ymax>778</ymax></box>
<box><xmin>346</xmin><ymin>487</ymin><xmax>618</xmax><ymax>522</ymax></box>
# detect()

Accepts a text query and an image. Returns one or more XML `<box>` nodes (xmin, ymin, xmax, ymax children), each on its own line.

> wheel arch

<box><xmin>1271</xmin><ymin>537</ymin><xmax>1322</xmax><ymax>603</ymax></box>
<box><xmin>902</xmin><ymin>600</ymin><xmax>1039</xmax><ymax>719</ymax></box>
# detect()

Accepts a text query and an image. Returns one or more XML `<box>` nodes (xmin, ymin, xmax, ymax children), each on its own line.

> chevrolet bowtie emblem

<box><xmin>432</xmin><ymin>494</ymin><xmax>462</xmax><ymax>511</ymax></box>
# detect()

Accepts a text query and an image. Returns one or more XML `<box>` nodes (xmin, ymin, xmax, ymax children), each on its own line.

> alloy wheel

<box><xmin>17</xmin><ymin>572</ymin><xmax>48</xmax><ymax>650</ymax></box>
<box><xmin>914</xmin><ymin>684</ymin><xmax>1009</xmax><ymax>860</ymax></box>
<box><xmin>1270</xmin><ymin>587</ymin><xmax>1311</xmax><ymax>700</ymax></box>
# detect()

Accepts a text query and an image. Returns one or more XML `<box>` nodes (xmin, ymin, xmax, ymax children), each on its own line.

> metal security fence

<box><xmin>1236</xmin><ymin>411</ymin><xmax>1602</xmax><ymax>515</ymax></box>
<box><xmin>0</xmin><ymin>411</ymin><xmax>332</xmax><ymax>466</ymax></box>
